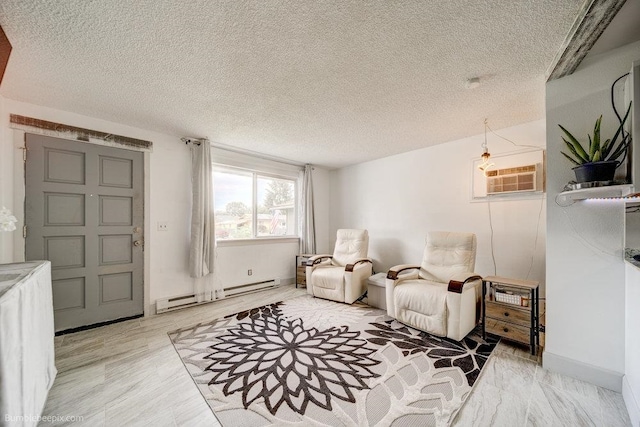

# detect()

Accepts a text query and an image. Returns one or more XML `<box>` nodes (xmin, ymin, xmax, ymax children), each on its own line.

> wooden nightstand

<box><xmin>295</xmin><ymin>254</ymin><xmax>312</xmax><ymax>288</ymax></box>
<box><xmin>482</xmin><ymin>276</ymin><xmax>541</xmax><ymax>355</ymax></box>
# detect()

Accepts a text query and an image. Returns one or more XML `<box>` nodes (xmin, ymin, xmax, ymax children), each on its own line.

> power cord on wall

<box><xmin>487</xmin><ymin>196</ymin><xmax>545</xmax><ymax>279</ymax></box>
<box><xmin>526</xmin><ymin>197</ymin><xmax>544</xmax><ymax>279</ymax></box>
<box><xmin>561</xmin><ymin>205</ymin><xmax>618</xmax><ymax>259</ymax></box>
<box><xmin>482</xmin><ymin>119</ymin><xmax>545</xmax><ymax>279</ymax></box>
<box><xmin>487</xmin><ymin>199</ymin><xmax>497</xmax><ymax>276</ymax></box>
<box><xmin>611</xmin><ymin>73</ymin><xmax>630</xmax><ymax>156</ymax></box>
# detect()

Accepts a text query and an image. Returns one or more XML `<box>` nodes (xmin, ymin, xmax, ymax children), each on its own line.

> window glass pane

<box><xmin>257</xmin><ymin>176</ymin><xmax>295</xmax><ymax>237</ymax></box>
<box><xmin>213</xmin><ymin>171</ymin><xmax>253</xmax><ymax>239</ymax></box>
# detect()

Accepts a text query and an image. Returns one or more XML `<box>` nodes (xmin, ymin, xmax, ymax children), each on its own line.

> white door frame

<box><xmin>11</xmin><ymin>128</ymin><xmax>153</xmax><ymax>317</ymax></box>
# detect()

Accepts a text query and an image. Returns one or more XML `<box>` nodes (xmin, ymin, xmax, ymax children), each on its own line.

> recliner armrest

<box><xmin>306</xmin><ymin>254</ymin><xmax>333</xmax><ymax>267</ymax></box>
<box><xmin>387</xmin><ymin>264</ymin><xmax>420</xmax><ymax>280</ymax></box>
<box><xmin>447</xmin><ymin>274</ymin><xmax>483</xmax><ymax>293</ymax></box>
<box><xmin>345</xmin><ymin>258</ymin><xmax>372</xmax><ymax>272</ymax></box>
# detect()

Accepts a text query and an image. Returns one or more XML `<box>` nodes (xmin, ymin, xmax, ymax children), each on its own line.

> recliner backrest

<box><xmin>419</xmin><ymin>231</ymin><xmax>476</xmax><ymax>283</ymax></box>
<box><xmin>332</xmin><ymin>229</ymin><xmax>369</xmax><ymax>266</ymax></box>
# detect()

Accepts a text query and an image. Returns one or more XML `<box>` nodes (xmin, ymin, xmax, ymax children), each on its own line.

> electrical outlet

<box><xmin>157</xmin><ymin>222</ymin><xmax>168</xmax><ymax>231</ymax></box>
<box><xmin>248</xmin><ymin>269</ymin><xmax>252</xmax><ymax>276</ymax></box>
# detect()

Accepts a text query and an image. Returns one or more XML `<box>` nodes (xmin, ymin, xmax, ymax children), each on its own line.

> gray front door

<box><xmin>25</xmin><ymin>134</ymin><xmax>144</xmax><ymax>331</ymax></box>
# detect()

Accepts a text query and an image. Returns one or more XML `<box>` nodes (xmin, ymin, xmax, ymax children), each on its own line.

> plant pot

<box><xmin>572</xmin><ymin>160</ymin><xmax>619</xmax><ymax>183</ymax></box>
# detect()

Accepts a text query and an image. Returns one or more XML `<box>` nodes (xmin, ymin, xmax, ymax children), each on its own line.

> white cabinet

<box><xmin>0</xmin><ymin>261</ymin><xmax>57</xmax><ymax>426</ymax></box>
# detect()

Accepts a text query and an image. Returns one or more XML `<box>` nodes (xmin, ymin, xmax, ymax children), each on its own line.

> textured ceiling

<box><xmin>0</xmin><ymin>1</ymin><xmax>584</xmax><ymax>169</ymax></box>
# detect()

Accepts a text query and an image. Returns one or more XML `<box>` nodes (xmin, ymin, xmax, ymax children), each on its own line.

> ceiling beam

<box><xmin>0</xmin><ymin>25</ymin><xmax>12</xmax><ymax>87</ymax></box>
<box><xmin>546</xmin><ymin>0</ymin><xmax>627</xmax><ymax>81</ymax></box>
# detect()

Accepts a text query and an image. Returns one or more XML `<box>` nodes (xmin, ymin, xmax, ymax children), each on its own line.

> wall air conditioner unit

<box><xmin>486</xmin><ymin>164</ymin><xmax>540</xmax><ymax>195</ymax></box>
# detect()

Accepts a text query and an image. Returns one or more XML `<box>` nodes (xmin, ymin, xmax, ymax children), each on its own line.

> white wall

<box><xmin>216</xmin><ymin>240</ymin><xmax>300</xmax><ymax>287</ymax></box>
<box><xmin>545</xmin><ymin>40</ymin><xmax>640</xmax><ymax>390</ymax></box>
<box><xmin>0</xmin><ymin>95</ymin><xmax>13</xmax><ymax>262</ymax></box>
<box><xmin>0</xmin><ymin>98</ymin><xmax>332</xmax><ymax>312</ymax></box>
<box><xmin>330</xmin><ymin>120</ymin><xmax>547</xmax><ymax>289</ymax></box>
<box><xmin>624</xmin><ymin>262</ymin><xmax>640</xmax><ymax>425</ymax></box>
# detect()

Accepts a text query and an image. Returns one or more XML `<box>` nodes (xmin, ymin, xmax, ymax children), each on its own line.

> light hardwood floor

<box><xmin>42</xmin><ymin>285</ymin><xmax>631</xmax><ymax>426</ymax></box>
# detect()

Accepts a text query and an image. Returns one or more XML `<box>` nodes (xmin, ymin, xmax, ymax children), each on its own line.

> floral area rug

<box><xmin>168</xmin><ymin>295</ymin><xmax>497</xmax><ymax>427</ymax></box>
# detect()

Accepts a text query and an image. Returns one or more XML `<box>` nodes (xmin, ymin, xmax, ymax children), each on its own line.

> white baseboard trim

<box><xmin>542</xmin><ymin>350</ymin><xmax>623</xmax><ymax>392</ymax></box>
<box><xmin>623</xmin><ymin>375</ymin><xmax>640</xmax><ymax>427</ymax></box>
<box><xmin>150</xmin><ymin>277</ymin><xmax>297</xmax><ymax>315</ymax></box>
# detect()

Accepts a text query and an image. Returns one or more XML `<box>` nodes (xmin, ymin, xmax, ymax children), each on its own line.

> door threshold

<box><xmin>55</xmin><ymin>314</ymin><xmax>144</xmax><ymax>336</ymax></box>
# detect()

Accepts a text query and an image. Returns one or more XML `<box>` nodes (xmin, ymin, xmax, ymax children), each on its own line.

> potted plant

<box><xmin>560</xmin><ymin>102</ymin><xmax>632</xmax><ymax>183</ymax></box>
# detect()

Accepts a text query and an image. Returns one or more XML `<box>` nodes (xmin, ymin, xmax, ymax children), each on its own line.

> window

<box><xmin>214</xmin><ymin>167</ymin><xmax>297</xmax><ymax>240</ymax></box>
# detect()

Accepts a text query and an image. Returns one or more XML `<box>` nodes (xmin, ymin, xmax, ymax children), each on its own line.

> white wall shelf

<box><xmin>556</xmin><ymin>184</ymin><xmax>634</xmax><ymax>204</ymax></box>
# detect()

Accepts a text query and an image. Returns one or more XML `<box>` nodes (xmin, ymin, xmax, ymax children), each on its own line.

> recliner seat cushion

<box><xmin>310</xmin><ymin>266</ymin><xmax>345</xmax><ymax>290</ymax></box>
<box><xmin>394</xmin><ymin>280</ymin><xmax>448</xmax><ymax>337</ymax></box>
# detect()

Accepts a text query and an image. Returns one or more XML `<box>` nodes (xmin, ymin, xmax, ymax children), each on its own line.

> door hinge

<box><xmin>23</xmin><ymin>225</ymin><xmax>27</xmax><ymax>238</ymax></box>
<box><xmin>20</xmin><ymin>146</ymin><xmax>28</xmax><ymax>162</ymax></box>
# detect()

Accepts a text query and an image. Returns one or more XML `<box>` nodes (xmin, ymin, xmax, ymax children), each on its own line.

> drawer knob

<box><xmin>504</xmin><ymin>312</ymin><xmax>509</xmax><ymax>317</ymax></box>
<box><xmin>503</xmin><ymin>327</ymin><xmax>509</xmax><ymax>333</ymax></box>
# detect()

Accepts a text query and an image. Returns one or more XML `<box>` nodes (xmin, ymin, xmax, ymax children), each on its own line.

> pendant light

<box><xmin>478</xmin><ymin>119</ymin><xmax>495</xmax><ymax>174</ymax></box>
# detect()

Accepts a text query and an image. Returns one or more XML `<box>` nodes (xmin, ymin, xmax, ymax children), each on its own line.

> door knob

<box><xmin>133</xmin><ymin>240</ymin><xmax>143</xmax><ymax>247</ymax></box>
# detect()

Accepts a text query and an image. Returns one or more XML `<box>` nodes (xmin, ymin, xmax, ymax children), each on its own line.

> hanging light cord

<box><xmin>484</xmin><ymin>121</ymin><xmax>543</xmax><ymax>151</ymax></box>
<box><xmin>482</xmin><ymin>119</ymin><xmax>489</xmax><ymax>154</ymax></box>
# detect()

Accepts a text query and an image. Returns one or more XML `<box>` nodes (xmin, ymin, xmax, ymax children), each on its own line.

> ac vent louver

<box><xmin>486</xmin><ymin>164</ymin><xmax>539</xmax><ymax>195</ymax></box>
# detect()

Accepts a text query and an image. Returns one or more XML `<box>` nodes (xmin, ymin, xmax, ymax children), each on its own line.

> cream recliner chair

<box><xmin>306</xmin><ymin>229</ymin><xmax>372</xmax><ymax>304</ymax></box>
<box><xmin>386</xmin><ymin>231</ymin><xmax>481</xmax><ymax>341</ymax></box>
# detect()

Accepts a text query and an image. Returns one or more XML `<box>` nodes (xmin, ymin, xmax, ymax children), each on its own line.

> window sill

<box><xmin>216</xmin><ymin>237</ymin><xmax>300</xmax><ymax>247</ymax></box>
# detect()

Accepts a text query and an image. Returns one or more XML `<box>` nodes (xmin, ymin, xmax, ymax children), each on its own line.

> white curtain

<box><xmin>189</xmin><ymin>140</ymin><xmax>223</xmax><ymax>302</ymax></box>
<box><xmin>299</xmin><ymin>164</ymin><xmax>316</xmax><ymax>254</ymax></box>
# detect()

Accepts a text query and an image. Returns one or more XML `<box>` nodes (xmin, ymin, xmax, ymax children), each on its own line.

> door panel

<box><xmin>99</xmin><ymin>196</ymin><xmax>132</xmax><ymax>225</ymax></box>
<box><xmin>99</xmin><ymin>235</ymin><xmax>132</xmax><ymax>265</ymax></box>
<box><xmin>25</xmin><ymin>134</ymin><xmax>144</xmax><ymax>331</ymax></box>
<box><xmin>44</xmin><ymin>193</ymin><xmax>85</xmax><ymax>225</ymax></box>
<box><xmin>99</xmin><ymin>156</ymin><xmax>132</xmax><ymax>188</ymax></box>
<box><xmin>44</xmin><ymin>148</ymin><xmax>85</xmax><ymax>184</ymax></box>
<box><xmin>51</xmin><ymin>277</ymin><xmax>86</xmax><ymax>311</ymax></box>
<box><xmin>44</xmin><ymin>236</ymin><xmax>85</xmax><ymax>269</ymax></box>
<box><xmin>99</xmin><ymin>272</ymin><xmax>133</xmax><ymax>304</ymax></box>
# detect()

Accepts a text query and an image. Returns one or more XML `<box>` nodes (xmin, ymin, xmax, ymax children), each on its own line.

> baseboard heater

<box><xmin>156</xmin><ymin>279</ymin><xmax>279</xmax><ymax>314</ymax></box>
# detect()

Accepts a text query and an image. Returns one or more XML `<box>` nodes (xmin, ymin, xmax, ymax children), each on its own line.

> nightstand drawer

<box><xmin>296</xmin><ymin>266</ymin><xmax>306</xmax><ymax>285</ymax></box>
<box><xmin>485</xmin><ymin>301</ymin><xmax>530</xmax><ymax>327</ymax></box>
<box><xmin>486</xmin><ymin>318</ymin><xmax>530</xmax><ymax>344</ymax></box>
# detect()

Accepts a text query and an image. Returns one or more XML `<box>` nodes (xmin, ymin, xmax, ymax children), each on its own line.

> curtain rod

<box><xmin>212</xmin><ymin>142</ymin><xmax>307</xmax><ymax>168</ymax></box>
<box><xmin>181</xmin><ymin>137</ymin><xmax>204</xmax><ymax>146</ymax></box>
<box><xmin>181</xmin><ymin>137</ymin><xmax>309</xmax><ymax>168</ymax></box>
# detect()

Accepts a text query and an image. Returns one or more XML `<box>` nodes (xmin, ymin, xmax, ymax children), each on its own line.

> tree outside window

<box><xmin>213</xmin><ymin>168</ymin><xmax>296</xmax><ymax>240</ymax></box>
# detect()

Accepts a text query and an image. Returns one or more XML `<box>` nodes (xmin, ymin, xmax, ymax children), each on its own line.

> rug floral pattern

<box><xmin>169</xmin><ymin>296</ymin><xmax>497</xmax><ymax>427</ymax></box>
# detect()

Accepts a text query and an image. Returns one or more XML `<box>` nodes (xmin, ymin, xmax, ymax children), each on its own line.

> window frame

<box><xmin>213</xmin><ymin>164</ymin><xmax>299</xmax><ymax>241</ymax></box>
